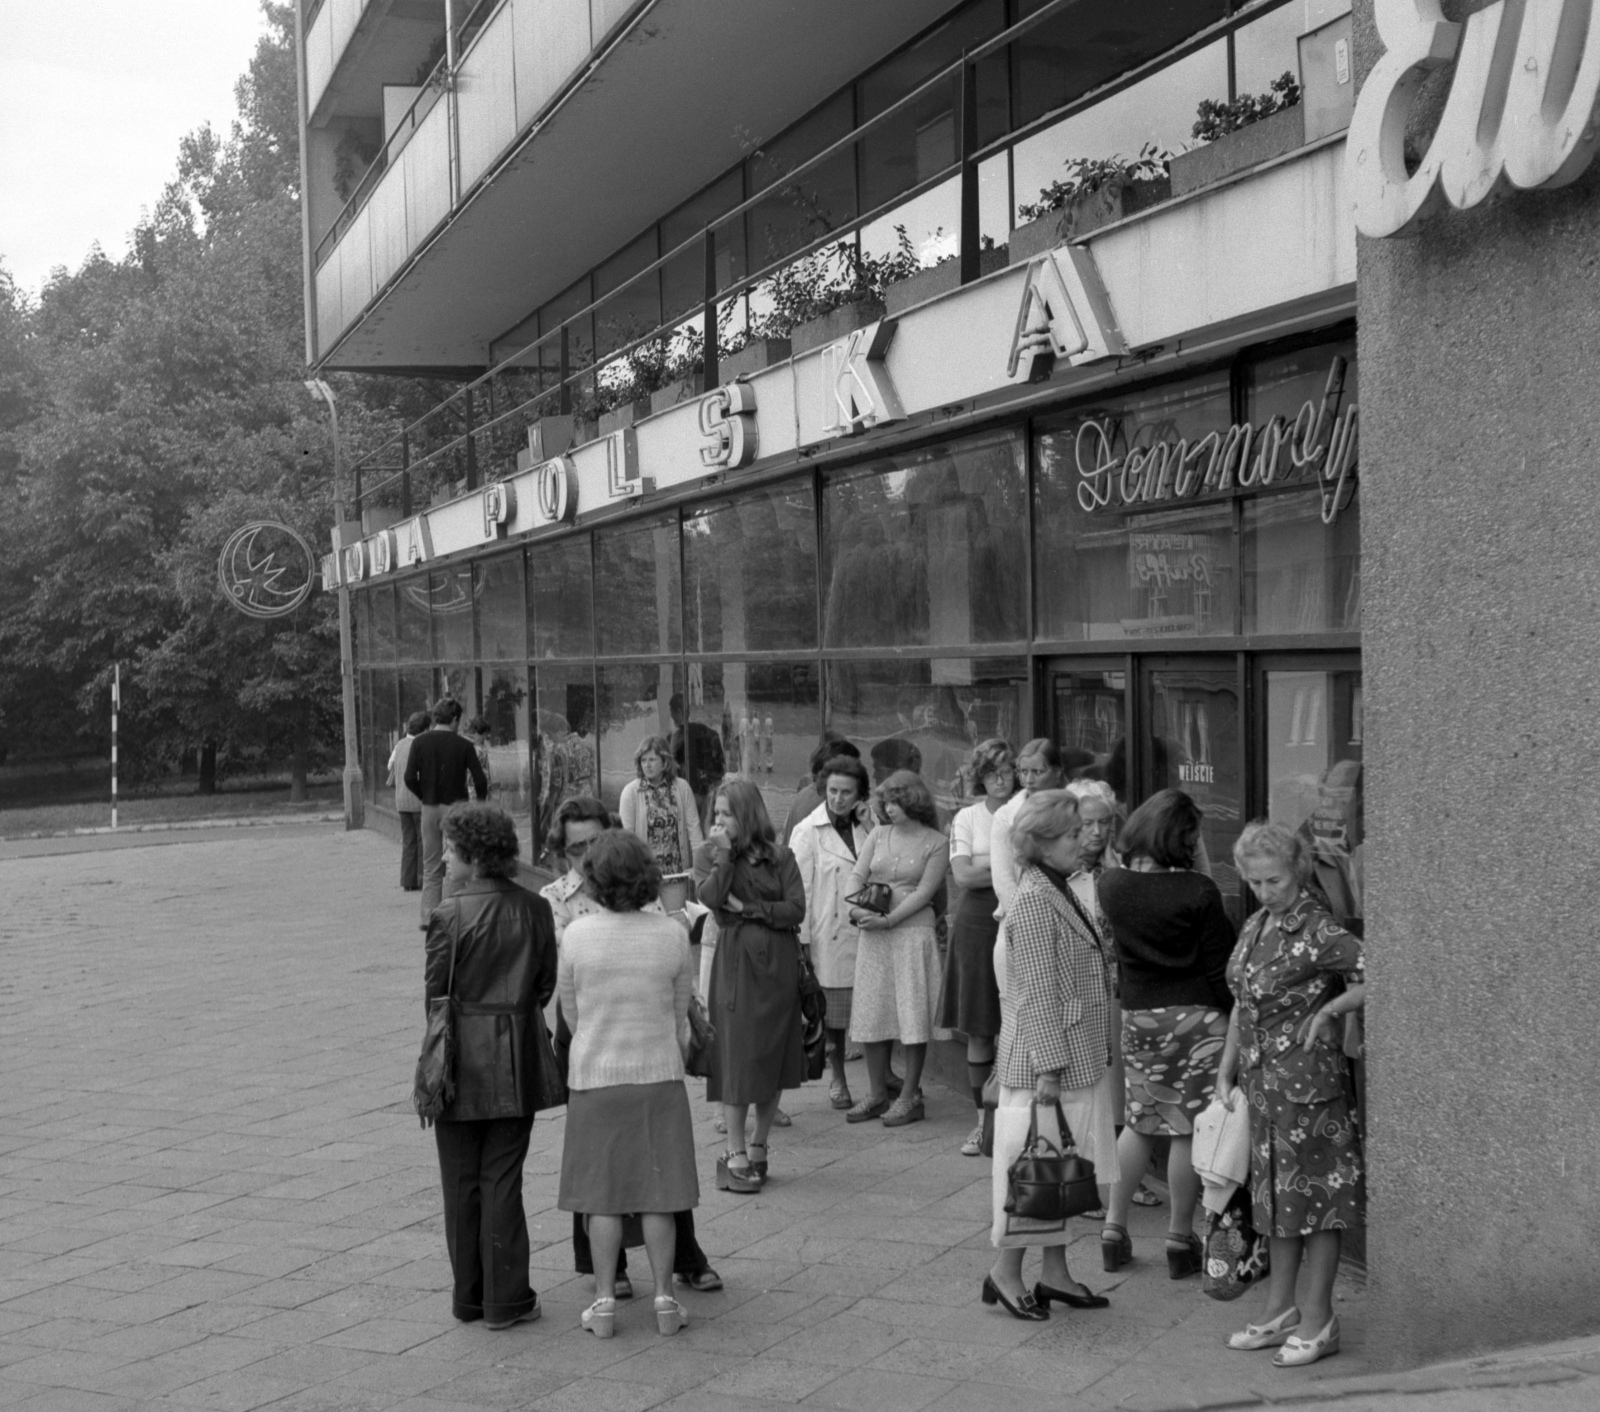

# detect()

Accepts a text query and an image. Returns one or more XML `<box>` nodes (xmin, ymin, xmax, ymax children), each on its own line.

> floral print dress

<box><xmin>641</xmin><ymin>778</ymin><xmax>684</xmax><ymax>873</ymax></box>
<box><xmin>1227</xmin><ymin>893</ymin><xmax>1365</xmax><ymax>1238</ymax></box>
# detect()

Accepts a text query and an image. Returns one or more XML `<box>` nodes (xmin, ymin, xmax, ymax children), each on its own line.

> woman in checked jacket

<box><xmin>983</xmin><ymin>790</ymin><xmax>1119</xmax><ymax>1322</ymax></box>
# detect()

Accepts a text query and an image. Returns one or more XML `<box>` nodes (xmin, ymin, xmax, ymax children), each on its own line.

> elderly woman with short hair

<box><xmin>983</xmin><ymin>789</ymin><xmax>1117</xmax><ymax>1322</ymax></box>
<box><xmin>558</xmin><ymin>831</ymin><xmax>698</xmax><ymax>1339</ymax></box>
<box><xmin>1215</xmin><ymin>821</ymin><xmax>1366</xmax><ymax>1369</ymax></box>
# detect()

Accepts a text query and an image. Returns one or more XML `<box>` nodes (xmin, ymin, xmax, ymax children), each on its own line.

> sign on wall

<box><xmin>218</xmin><ymin>522</ymin><xmax>317</xmax><ymax>618</ymax></box>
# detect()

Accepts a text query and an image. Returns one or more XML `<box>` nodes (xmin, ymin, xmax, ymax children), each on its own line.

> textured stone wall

<box><xmin>1355</xmin><ymin>1</ymin><xmax>1600</xmax><ymax>1368</ymax></box>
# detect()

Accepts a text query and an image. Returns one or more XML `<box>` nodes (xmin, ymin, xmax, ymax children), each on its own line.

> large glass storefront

<box><xmin>354</xmin><ymin>325</ymin><xmax>1359</xmax><ymax>902</ymax></box>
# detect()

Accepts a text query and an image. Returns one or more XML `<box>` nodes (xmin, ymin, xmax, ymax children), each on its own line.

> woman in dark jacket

<box><xmin>423</xmin><ymin>803</ymin><xmax>558</xmax><ymax>1328</ymax></box>
<box><xmin>698</xmin><ymin>779</ymin><xmax>807</xmax><ymax>1194</ymax></box>
<box><xmin>1096</xmin><ymin>789</ymin><xmax>1235</xmax><ymax>1279</ymax></box>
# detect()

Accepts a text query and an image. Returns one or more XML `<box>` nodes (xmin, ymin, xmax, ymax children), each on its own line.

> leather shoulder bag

<box><xmin>1005</xmin><ymin>1098</ymin><xmax>1099</xmax><ymax>1221</ymax></box>
<box><xmin>413</xmin><ymin>931</ymin><xmax>459</xmax><ymax>1128</ymax></box>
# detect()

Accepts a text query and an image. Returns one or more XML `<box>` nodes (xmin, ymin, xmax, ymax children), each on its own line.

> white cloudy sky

<box><xmin>0</xmin><ymin>0</ymin><xmax>272</xmax><ymax>297</ymax></box>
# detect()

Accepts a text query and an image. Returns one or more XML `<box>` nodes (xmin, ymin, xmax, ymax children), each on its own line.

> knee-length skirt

<box><xmin>1121</xmin><ymin>1005</ymin><xmax>1230</xmax><ymax>1136</ymax></box>
<box><xmin>850</xmin><ymin>920</ymin><xmax>942</xmax><ymax>1044</ymax></box>
<box><xmin>705</xmin><ymin>920</ymin><xmax>805</xmax><ymax>1106</ymax></box>
<box><xmin>559</xmin><ymin>1081</ymin><xmax>699</xmax><ymax>1215</ymax></box>
<box><xmin>1245</xmin><ymin>1075</ymin><xmax>1365</xmax><ymax>1238</ymax></box>
<box><xmin>990</xmin><ymin>1074</ymin><xmax>1120</xmax><ymax>1248</ymax></box>
<box><xmin>936</xmin><ymin>886</ymin><xmax>1001</xmax><ymax>1038</ymax></box>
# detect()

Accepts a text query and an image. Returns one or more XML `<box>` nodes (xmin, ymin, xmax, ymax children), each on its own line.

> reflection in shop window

<box><xmin>596</xmin><ymin>663</ymin><xmax>682</xmax><ymax>814</ymax></box>
<box><xmin>683</xmin><ymin>485</ymin><xmax>817</xmax><ymax>655</ymax></box>
<box><xmin>533</xmin><ymin>664</ymin><xmax>597</xmax><ymax>868</ymax></box>
<box><xmin>529</xmin><ymin>535</ymin><xmax>594</xmax><ymax>660</ymax></box>
<box><xmin>354</xmin><ymin>592</ymin><xmax>372</xmax><ymax>669</ymax></box>
<box><xmin>1050</xmin><ymin>669</ymin><xmax>1128</xmax><ymax>802</ymax></box>
<box><xmin>475</xmin><ymin>552</ymin><xmax>526</xmax><ymax>660</ymax></box>
<box><xmin>1243</xmin><ymin>490</ymin><xmax>1360</xmax><ymax>634</ymax></box>
<box><xmin>399</xmin><ymin>667</ymin><xmax>433</xmax><ymax>725</ymax></box>
<box><xmin>594</xmin><ymin>519</ymin><xmax>682</xmax><ymax>657</ymax></box>
<box><xmin>685</xmin><ymin>660</ymin><xmax>821</xmax><ymax>839</ymax></box>
<box><xmin>370</xmin><ymin>583</ymin><xmax>396</xmax><ymax>665</ymax></box>
<box><xmin>825</xmin><ymin>657</ymin><xmax>1026</xmax><ymax>820</ymax></box>
<box><xmin>823</xmin><ymin>429</ymin><xmax>1026</xmax><ymax>650</ymax></box>
<box><xmin>476</xmin><ymin>664</ymin><xmax>531</xmax><ymax>825</ymax></box>
<box><xmin>431</xmin><ymin>565</ymin><xmax>475</xmax><ymax>663</ymax></box>
<box><xmin>396</xmin><ymin>574</ymin><xmax>430</xmax><ymax>663</ymax></box>
<box><xmin>369</xmin><ymin>669</ymin><xmax>399</xmax><ymax>806</ymax></box>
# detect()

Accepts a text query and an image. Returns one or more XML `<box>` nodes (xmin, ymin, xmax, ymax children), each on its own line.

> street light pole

<box><xmin>305</xmin><ymin>378</ymin><xmax>365</xmax><ymax>830</ymax></box>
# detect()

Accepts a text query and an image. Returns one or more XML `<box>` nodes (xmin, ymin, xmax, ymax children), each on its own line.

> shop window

<box><xmin>1011</xmin><ymin>38</ymin><xmax>1227</xmax><ymax>224</ymax></box>
<box><xmin>746</xmin><ymin>91</ymin><xmax>856</xmax><ymax>268</ymax></box>
<box><xmin>370</xmin><ymin>582</ymin><xmax>397</xmax><ymax>665</ymax></box>
<box><xmin>359</xmin><ymin>670</ymin><xmax>375</xmax><ymax>804</ymax></box>
<box><xmin>1246</xmin><ymin>336</ymin><xmax>1358</xmax><ymax>448</ymax></box>
<box><xmin>529</xmin><ymin>534</ymin><xmax>594</xmax><ymax>660</ymax></box>
<box><xmin>436</xmin><ymin>661</ymin><xmax>478</xmax><ymax>719</ymax></box>
<box><xmin>661</xmin><ymin>169</ymin><xmax>747</xmax><ymax>323</ymax></box>
<box><xmin>533</xmin><ymin>663</ymin><xmax>598</xmax><ymax>866</ymax></box>
<box><xmin>857</xmin><ymin>0</ymin><xmax>1007</xmax><ymax>217</ymax></box>
<box><xmin>1242</xmin><ymin>490</ymin><xmax>1360</xmax><ymax>634</ymax></box>
<box><xmin>822</xmin><ymin>428</ymin><xmax>1026</xmax><ymax>651</ymax></box>
<box><xmin>595</xmin><ymin>228</ymin><xmax>661</xmax><ymax>362</ymax></box>
<box><xmin>1048</xmin><ymin>667</ymin><xmax>1129</xmax><ymax>801</ymax></box>
<box><xmin>683</xmin><ymin>484</ymin><xmax>818</xmax><ymax>654</ymax></box>
<box><xmin>475</xmin><ymin>551</ymin><xmax>526</xmax><ymax>660</ymax></box>
<box><xmin>594</xmin><ymin>518</ymin><xmax>681</xmax><ymax>657</ymax></box>
<box><xmin>369</xmin><ymin>668</ymin><xmax>399</xmax><ymax>803</ymax></box>
<box><xmin>1034</xmin><ymin>371</ymin><xmax>1237</xmax><ymax>640</ymax></box>
<box><xmin>430</xmin><ymin>565</ymin><xmax>475</xmax><ymax>663</ymax></box>
<box><xmin>396</xmin><ymin>575</ymin><xmax>431</xmax><ymax>662</ymax></box>
<box><xmin>1264</xmin><ymin>667</ymin><xmax>1363</xmax><ymax>927</ymax></box>
<box><xmin>596</xmin><ymin>663</ymin><xmax>683</xmax><ymax>815</ymax></box>
<box><xmin>683</xmin><ymin>659</ymin><xmax>822</xmax><ymax>838</ymax></box>
<box><xmin>825</xmin><ymin>656</ymin><xmax>1027</xmax><ymax>820</ymax></box>
<box><xmin>399</xmin><ymin>666</ymin><xmax>434</xmax><ymax>723</ymax></box>
<box><xmin>477</xmin><ymin>664</ymin><xmax>532</xmax><ymax>823</ymax></box>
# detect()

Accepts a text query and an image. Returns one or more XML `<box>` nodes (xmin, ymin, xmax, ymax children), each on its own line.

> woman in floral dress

<box><xmin>619</xmin><ymin>736</ymin><xmax>702</xmax><ymax>875</ymax></box>
<box><xmin>1216</xmin><ymin>821</ymin><xmax>1366</xmax><ymax>1370</ymax></box>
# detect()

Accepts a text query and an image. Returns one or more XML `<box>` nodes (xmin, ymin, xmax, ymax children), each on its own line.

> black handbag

<box><xmin>413</xmin><ymin>933</ymin><xmax>459</xmax><ymax>1128</ymax></box>
<box><xmin>797</xmin><ymin>948</ymin><xmax>828</xmax><ymax>1081</ymax></box>
<box><xmin>685</xmin><ymin>994</ymin><xmax>716</xmax><ymax>1079</ymax></box>
<box><xmin>845</xmin><ymin>882</ymin><xmax>893</xmax><ymax>916</ymax></box>
<box><xmin>1004</xmin><ymin>1099</ymin><xmax>1099</xmax><ymax>1220</ymax></box>
<box><xmin>531</xmin><ymin>1005</ymin><xmax>569</xmax><ymax>1112</ymax></box>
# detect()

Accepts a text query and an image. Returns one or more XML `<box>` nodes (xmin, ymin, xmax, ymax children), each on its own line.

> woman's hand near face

<box><xmin>707</xmin><ymin>823</ymin><xmax>733</xmax><ymax>854</ymax></box>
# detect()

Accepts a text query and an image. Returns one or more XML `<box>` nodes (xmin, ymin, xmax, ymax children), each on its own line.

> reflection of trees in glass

<box><xmin>529</xmin><ymin>535</ymin><xmax>593</xmax><ymax>660</ymax></box>
<box><xmin>594</xmin><ymin>521</ymin><xmax>680</xmax><ymax>656</ymax></box>
<box><xmin>685</xmin><ymin>487</ymin><xmax>817</xmax><ymax>654</ymax></box>
<box><xmin>533</xmin><ymin>668</ymin><xmax>597</xmax><ymax>867</ymax></box>
<box><xmin>822</xmin><ymin>432</ymin><xmax>1026</xmax><ymax>649</ymax></box>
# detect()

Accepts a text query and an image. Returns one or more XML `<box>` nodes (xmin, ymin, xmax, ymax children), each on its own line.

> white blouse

<box><xmin>950</xmin><ymin>801</ymin><xmax>998</xmax><ymax>863</ymax></box>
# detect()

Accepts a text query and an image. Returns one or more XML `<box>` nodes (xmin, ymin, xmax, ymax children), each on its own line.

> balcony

<box><xmin>306</xmin><ymin>0</ymin><xmax>961</xmax><ymax>370</ymax></box>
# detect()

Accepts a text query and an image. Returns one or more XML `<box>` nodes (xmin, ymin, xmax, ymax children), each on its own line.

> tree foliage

<box><xmin>0</xmin><ymin>3</ymin><xmax>381</xmax><ymax>791</ymax></box>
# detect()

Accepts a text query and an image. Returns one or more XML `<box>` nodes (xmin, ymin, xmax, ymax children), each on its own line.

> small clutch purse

<box><xmin>846</xmin><ymin>882</ymin><xmax>893</xmax><ymax>916</ymax></box>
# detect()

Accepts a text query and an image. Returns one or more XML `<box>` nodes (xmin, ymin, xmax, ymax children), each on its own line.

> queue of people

<box><xmin>413</xmin><ymin>708</ymin><xmax>1365</xmax><ymax>1363</ymax></box>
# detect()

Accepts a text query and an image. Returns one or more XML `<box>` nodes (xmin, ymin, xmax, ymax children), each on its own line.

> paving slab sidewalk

<box><xmin>0</xmin><ymin>828</ymin><xmax>1593</xmax><ymax>1412</ymax></box>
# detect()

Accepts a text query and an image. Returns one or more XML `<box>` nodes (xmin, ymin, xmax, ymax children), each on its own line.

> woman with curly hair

<box><xmin>423</xmin><ymin>803</ymin><xmax>558</xmax><ymax>1330</ymax></box>
<box><xmin>938</xmin><ymin>739</ymin><xmax>1016</xmax><ymax>1155</ymax></box>
<box><xmin>557</xmin><ymin>831</ymin><xmax>698</xmax><ymax>1339</ymax></box>
<box><xmin>619</xmin><ymin>735</ymin><xmax>702</xmax><ymax>874</ymax></box>
<box><xmin>845</xmin><ymin>770</ymin><xmax>950</xmax><ymax>1128</ymax></box>
<box><xmin>1215</xmin><ymin>821</ymin><xmax>1365</xmax><ymax>1368</ymax></box>
<box><xmin>698</xmin><ymin>780</ymin><xmax>807</xmax><ymax>1192</ymax></box>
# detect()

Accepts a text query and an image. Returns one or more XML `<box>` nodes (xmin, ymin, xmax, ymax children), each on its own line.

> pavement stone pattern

<box><xmin>0</xmin><ymin>827</ymin><xmax>1595</xmax><ymax>1411</ymax></box>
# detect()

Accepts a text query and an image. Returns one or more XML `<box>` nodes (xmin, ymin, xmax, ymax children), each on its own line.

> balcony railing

<box><xmin>330</xmin><ymin>0</ymin><xmax>1305</xmax><ymax>514</ymax></box>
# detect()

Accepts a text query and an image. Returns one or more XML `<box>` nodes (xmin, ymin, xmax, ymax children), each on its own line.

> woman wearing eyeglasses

<box><xmin>541</xmin><ymin>798</ymin><xmax>722</xmax><ymax>1299</ymax></box>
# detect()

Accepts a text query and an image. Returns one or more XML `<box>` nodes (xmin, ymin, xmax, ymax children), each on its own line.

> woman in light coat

<box><xmin>790</xmin><ymin>754</ymin><xmax>873</xmax><ymax>1110</ymax></box>
<box><xmin>618</xmin><ymin>735</ymin><xmax>702</xmax><ymax>875</ymax></box>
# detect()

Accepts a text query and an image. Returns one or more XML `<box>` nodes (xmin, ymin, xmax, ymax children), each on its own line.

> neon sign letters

<box><xmin>1076</xmin><ymin>358</ymin><xmax>1358</xmax><ymax>524</ymax></box>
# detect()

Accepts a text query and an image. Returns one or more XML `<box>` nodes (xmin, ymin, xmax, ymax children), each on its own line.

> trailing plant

<box><xmin>1017</xmin><ymin>145</ymin><xmax>1171</xmax><ymax>222</ymax></box>
<box><xmin>332</xmin><ymin>126</ymin><xmax>381</xmax><ymax>201</ymax></box>
<box><xmin>1192</xmin><ymin>72</ymin><xmax>1301</xmax><ymax>144</ymax></box>
<box><xmin>749</xmin><ymin>225</ymin><xmax>926</xmax><ymax>339</ymax></box>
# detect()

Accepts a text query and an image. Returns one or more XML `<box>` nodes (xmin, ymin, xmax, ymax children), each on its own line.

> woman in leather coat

<box><xmin>423</xmin><ymin>804</ymin><xmax>558</xmax><ymax>1329</ymax></box>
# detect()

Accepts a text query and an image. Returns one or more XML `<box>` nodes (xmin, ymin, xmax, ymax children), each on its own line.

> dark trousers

<box><xmin>435</xmin><ymin>1116</ymin><xmax>537</xmax><ymax>1322</ymax></box>
<box><xmin>399</xmin><ymin>810</ymin><xmax>421</xmax><ymax>890</ymax></box>
<box><xmin>571</xmin><ymin>1209</ymin><xmax>710</xmax><ymax>1278</ymax></box>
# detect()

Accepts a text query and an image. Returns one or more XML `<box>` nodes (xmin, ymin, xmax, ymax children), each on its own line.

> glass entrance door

<box><xmin>1047</xmin><ymin>663</ymin><xmax>1129</xmax><ymax>805</ymax></box>
<box><xmin>1143</xmin><ymin>660</ymin><xmax>1245</xmax><ymax>920</ymax></box>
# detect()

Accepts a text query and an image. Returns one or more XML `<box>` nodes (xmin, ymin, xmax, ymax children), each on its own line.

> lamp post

<box><xmin>305</xmin><ymin>378</ymin><xmax>365</xmax><ymax>830</ymax></box>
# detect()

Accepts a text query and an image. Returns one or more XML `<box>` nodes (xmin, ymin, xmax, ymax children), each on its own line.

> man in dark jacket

<box><xmin>405</xmin><ymin>697</ymin><xmax>489</xmax><ymax>919</ymax></box>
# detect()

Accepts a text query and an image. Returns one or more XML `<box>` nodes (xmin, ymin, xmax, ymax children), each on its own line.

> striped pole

<box><xmin>111</xmin><ymin>664</ymin><xmax>119</xmax><ymax>831</ymax></box>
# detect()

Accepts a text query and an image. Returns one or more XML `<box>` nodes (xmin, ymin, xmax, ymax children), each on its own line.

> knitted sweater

<box><xmin>556</xmin><ymin>909</ymin><xmax>692</xmax><ymax>1090</ymax></box>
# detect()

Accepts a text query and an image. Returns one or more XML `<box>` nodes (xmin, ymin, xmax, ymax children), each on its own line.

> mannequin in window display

<box><xmin>1297</xmin><ymin>761</ymin><xmax>1363</xmax><ymax>933</ymax></box>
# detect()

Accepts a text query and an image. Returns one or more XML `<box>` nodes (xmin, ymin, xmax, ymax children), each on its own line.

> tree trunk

<box><xmin>289</xmin><ymin>707</ymin><xmax>309</xmax><ymax>802</ymax></box>
<box><xmin>198</xmin><ymin>741</ymin><xmax>217</xmax><ymax>795</ymax></box>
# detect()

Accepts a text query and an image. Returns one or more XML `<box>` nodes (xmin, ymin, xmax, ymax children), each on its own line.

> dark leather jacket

<box><xmin>423</xmin><ymin>877</ymin><xmax>558</xmax><ymax>1121</ymax></box>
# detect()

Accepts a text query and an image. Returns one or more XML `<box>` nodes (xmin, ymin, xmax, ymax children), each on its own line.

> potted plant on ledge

<box><xmin>1008</xmin><ymin>145</ymin><xmax>1172</xmax><ymax>264</ymax></box>
<box><xmin>1169</xmin><ymin>71</ymin><xmax>1304</xmax><ymax>196</ymax></box>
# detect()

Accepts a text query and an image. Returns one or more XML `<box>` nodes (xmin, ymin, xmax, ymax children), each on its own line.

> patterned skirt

<box><xmin>1122</xmin><ymin>1005</ymin><xmax>1230</xmax><ymax>1136</ymax></box>
<box><xmin>850</xmin><ymin>922</ymin><xmax>942</xmax><ymax>1045</ymax></box>
<box><xmin>1244</xmin><ymin>1077</ymin><xmax>1366</xmax><ymax>1238</ymax></box>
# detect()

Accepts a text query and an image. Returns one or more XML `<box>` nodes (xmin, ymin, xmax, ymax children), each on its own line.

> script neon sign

<box><xmin>1076</xmin><ymin>359</ymin><xmax>1358</xmax><ymax>524</ymax></box>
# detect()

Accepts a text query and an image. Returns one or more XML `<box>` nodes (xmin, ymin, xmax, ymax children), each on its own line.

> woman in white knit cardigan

<box><xmin>557</xmin><ymin>831</ymin><xmax>697</xmax><ymax>1339</ymax></box>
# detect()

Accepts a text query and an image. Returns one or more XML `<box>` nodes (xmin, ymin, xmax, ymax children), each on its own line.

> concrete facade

<box><xmin>1355</xmin><ymin>1</ymin><xmax>1600</xmax><ymax>1367</ymax></box>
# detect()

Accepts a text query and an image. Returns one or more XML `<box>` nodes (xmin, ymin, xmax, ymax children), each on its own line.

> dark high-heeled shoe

<box><xmin>747</xmin><ymin>1141</ymin><xmax>768</xmax><ymax>1181</ymax></box>
<box><xmin>715</xmin><ymin>1153</ymin><xmax>761</xmax><ymax>1194</ymax></box>
<box><xmin>1034</xmin><ymin>1280</ymin><xmax>1110</xmax><ymax>1310</ymax></box>
<box><xmin>1102</xmin><ymin>1223</ymin><xmax>1132</xmax><ymax>1271</ymax></box>
<box><xmin>1166</xmin><ymin>1231</ymin><xmax>1203</xmax><ymax>1279</ymax></box>
<box><xmin>980</xmin><ymin>1275</ymin><xmax>1048</xmax><ymax>1321</ymax></box>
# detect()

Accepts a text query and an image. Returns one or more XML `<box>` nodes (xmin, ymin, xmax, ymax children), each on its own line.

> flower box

<box><xmin>1169</xmin><ymin>104</ymin><xmax>1305</xmax><ymax>197</ymax></box>
<box><xmin>597</xmin><ymin>397</ymin><xmax>652</xmax><ymax>437</ymax></box>
<box><xmin>790</xmin><ymin>299</ymin><xmax>887</xmax><ymax>356</ymax></box>
<box><xmin>718</xmin><ymin>336</ymin><xmax>792</xmax><ymax>380</ymax></box>
<box><xmin>1008</xmin><ymin>176</ymin><xmax>1172</xmax><ymax>265</ymax></box>
<box><xmin>883</xmin><ymin>248</ymin><xmax>1009</xmax><ymax>317</ymax></box>
<box><xmin>649</xmin><ymin>377</ymin><xmax>700</xmax><ymax>416</ymax></box>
